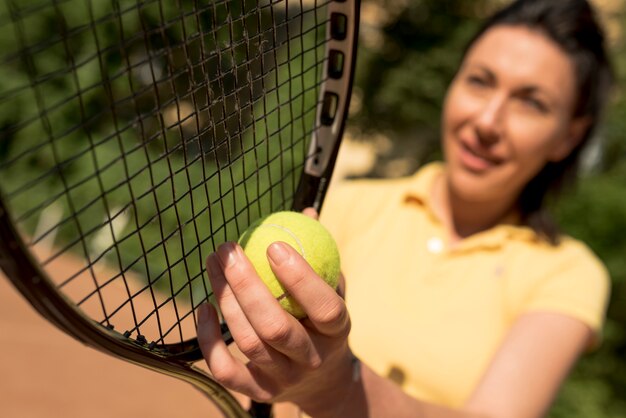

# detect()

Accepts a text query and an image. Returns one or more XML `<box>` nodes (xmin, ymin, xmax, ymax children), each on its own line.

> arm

<box><xmin>463</xmin><ymin>312</ymin><xmax>592</xmax><ymax>418</ymax></box>
<box><xmin>197</xmin><ymin>241</ymin><xmax>593</xmax><ymax>418</ymax></box>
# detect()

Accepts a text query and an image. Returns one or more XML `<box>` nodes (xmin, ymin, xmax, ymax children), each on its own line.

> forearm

<box><xmin>300</xmin><ymin>360</ymin><xmax>488</xmax><ymax>418</ymax></box>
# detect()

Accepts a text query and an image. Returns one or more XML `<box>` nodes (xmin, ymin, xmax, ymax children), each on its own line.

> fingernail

<box><xmin>197</xmin><ymin>302</ymin><xmax>211</xmax><ymax>321</ymax></box>
<box><xmin>206</xmin><ymin>253</ymin><xmax>220</xmax><ymax>277</ymax></box>
<box><xmin>302</xmin><ymin>207</ymin><xmax>319</xmax><ymax>220</ymax></box>
<box><xmin>217</xmin><ymin>242</ymin><xmax>237</xmax><ymax>267</ymax></box>
<box><xmin>268</xmin><ymin>242</ymin><xmax>290</xmax><ymax>265</ymax></box>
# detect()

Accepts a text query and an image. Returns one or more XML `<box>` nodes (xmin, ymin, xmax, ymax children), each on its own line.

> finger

<box><xmin>299</xmin><ymin>209</ymin><xmax>345</xmax><ymax>299</ymax></box>
<box><xmin>267</xmin><ymin>242</ymin><xmax>350</xmax><ymax>338</ymax></box>
<box><xmin>207</xmin><ymin>250</ymin><xmax>291</xmax><ymax>372</ymax></box>
<box><xmin>302</xmin><ymin>207</ymin><xmax>319</xmax><ymax>220</ymax></box>
<box><xmin>196</xmin><ymin>302</ymin><xmax>273</xmax><ymax>400</ymax></box>
<box><xmin>337</xmin><ymin>272</ymin><xmax>346</xmax><ymax>299</ymax></box>
<box><xmin>216</xmin><ymin>242</ymin><xmax>321</xmax><ymax>367</ymax></box>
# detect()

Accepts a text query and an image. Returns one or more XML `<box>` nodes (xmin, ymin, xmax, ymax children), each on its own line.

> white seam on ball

<box><xmin>258</xmin><ymin>223</ymin><xmax>306</xmax><ymax>260</ymax></box>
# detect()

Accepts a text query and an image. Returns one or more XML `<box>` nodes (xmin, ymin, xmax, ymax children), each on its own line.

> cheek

<box><xmin>507</xmin><ymin>116</ymin><xmax>567</xmax><ymax>168</ymax></box>
<box><xmin>441</xmin><ymin>85</ymin><xmax>478</xmax><ymax>155</ymax></box>
<box><xmin>442</xmin><ymin>84</ymin><xmax>474</xmax><ymax>133</ymax></box>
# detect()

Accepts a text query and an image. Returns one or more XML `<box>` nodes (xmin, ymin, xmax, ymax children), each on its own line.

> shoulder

<box><xmin>508</xmin><ymin>232</ymin><xmax>611</xmax><ymax>336</ymax></box>
<box><xmin>511</xmin><ymin>232</ymin><xmax>608</xmax><ymax>280</ymax></box>
<box><xmin>321</xmin><ymin>162</ymin><xmax>443</xmax><ymax>221</ymax></box>
<box><xmin>324</xmin><ymin>175</ymin><xmax>414</xmax><ymax>203</ymax></box>
<box><xmin>548</xmin><ymin>235</ymin><xmax>610</xmax><ymax>297</ymax></box>
<box><xmin>319</xmin><ymin>176</ymin><xmax>406</xmax><ymax>245</ymax></box>
<box><xmin>320</xmin><ymin>162</ymin><xmax>443</xmax><ymax>240</ymax></box>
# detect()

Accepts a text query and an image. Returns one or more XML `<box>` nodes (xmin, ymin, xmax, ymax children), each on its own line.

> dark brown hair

<box><xmin>463</xmin><ymin>0</ymin><xmax>614</xmax><ymax>244</ymax></box>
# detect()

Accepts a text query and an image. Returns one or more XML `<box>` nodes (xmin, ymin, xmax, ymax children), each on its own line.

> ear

<box><xmin>548</xmin><ymin>116</ymin><xmax>592</xmax><ymax>163</ymax></box>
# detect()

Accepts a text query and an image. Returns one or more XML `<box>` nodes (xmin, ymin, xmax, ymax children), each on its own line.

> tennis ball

<box><xmin>238</xmin><ymin>211</ymin><xmax>340</xmax><ymax>318</ymax></box>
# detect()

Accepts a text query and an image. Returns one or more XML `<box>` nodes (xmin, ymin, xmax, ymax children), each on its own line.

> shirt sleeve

<box><xmin>523</xmin><ymin>239</ymin><xmax>611</xmax><ymax>342</ymax></box>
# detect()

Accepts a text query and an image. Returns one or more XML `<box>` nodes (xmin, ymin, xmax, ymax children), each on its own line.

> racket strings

<box><xmin>0</xmin><ymin>0</ymin><xmax>330</xmax><ymax>348</ymax></box>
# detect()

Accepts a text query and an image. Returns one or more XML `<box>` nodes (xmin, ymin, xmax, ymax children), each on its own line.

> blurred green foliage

<box><xmin>350</xmin><ymin>0</ymin><xmax>626</xmax><ymax>415</ymax></box>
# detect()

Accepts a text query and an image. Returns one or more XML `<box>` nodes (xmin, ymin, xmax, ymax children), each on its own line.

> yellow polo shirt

<box><xmin>319</xmin><ymin>162</ymin><xmax>610</xmax><ymax>408</ymax></box>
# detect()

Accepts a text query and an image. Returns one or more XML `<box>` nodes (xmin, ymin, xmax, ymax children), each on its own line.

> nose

<box><xmin>475</xmin><ymin>94</ymin><xmax>505</xmax><ymax>145</ymax></box>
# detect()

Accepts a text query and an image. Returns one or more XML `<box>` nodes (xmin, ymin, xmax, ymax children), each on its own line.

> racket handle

<box><xmin>249</xmin><ymin>401</ymin><xmax>273</xmax><ymax>418</ymax></box>
<box><xmin>293</xmin><ymin>173</ymin><xmax>324</xmax><ymax>213</ymax></box>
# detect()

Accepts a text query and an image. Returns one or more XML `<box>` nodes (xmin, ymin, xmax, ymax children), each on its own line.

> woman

<box><xmin>196</xmin><ymin>0</ymin><xmax>614</xmax><ymax>417</ymax></box>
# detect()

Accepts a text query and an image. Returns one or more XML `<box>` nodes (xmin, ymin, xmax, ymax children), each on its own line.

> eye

<box><xmin>521</xmin><ymin>96</ymin><xmax>548</xmax><ymax>113</ymax></box>
<box><xmin>466</xmin><ymin>74</ymin><xmax>489</xmax><ymax>87</ymax></box>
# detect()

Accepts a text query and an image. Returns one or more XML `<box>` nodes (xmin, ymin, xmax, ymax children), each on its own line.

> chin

<box><xmin>446</xmin><ymin>162</ymin><xmax>507</xmax><ymax>203</ymax></box>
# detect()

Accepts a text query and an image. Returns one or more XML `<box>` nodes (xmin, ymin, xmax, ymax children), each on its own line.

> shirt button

<box><xmin>427</xmin><ymin>237</ymin><xmax>444</xmax><ymax>254</ymax></box>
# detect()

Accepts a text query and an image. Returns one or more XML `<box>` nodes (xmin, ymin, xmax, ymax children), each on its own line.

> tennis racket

<box><xmin>0</xmin><ymin>0</ymin><xmax>359</xmax><ymax>417</ymax></box>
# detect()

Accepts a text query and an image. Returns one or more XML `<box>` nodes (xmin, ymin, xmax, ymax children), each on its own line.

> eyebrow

<box><xmin>467</xmin><ymin>65</ymin><xmax>496</xmax><ymax>82</ymax></box>
<box><xmin>466</xmin><ymin>63</ymin><xmax>557</xmax><ymax>101</ymax></box>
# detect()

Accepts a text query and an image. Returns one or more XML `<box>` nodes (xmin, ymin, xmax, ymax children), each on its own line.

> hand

<box><xmin>197</xmin><ymin>214</ymin><xmax>354</xmax><ymax>412</ymax></box>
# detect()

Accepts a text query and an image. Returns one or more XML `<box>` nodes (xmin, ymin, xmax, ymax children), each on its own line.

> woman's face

<box><xmin>442</xmin><ymin>25</ymin><xmax>587</xmax><ymax>205</ymax></box>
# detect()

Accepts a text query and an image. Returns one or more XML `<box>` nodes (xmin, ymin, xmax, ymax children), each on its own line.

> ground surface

<box><xmin>0</xmin><ymin>263</ymin><xmax>298</xmax><ymax>418</ymax></box>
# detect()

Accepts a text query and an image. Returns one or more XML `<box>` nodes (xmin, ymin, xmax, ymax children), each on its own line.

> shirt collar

<box><xmin>402</xmin><ymin>161</ymin><xmax>444</xmax><ymax>222</ymax></box>
<box><xmin>402</xmin><ymin>161</ymin><xmax>542</xmax><ymax>250</ymax></box>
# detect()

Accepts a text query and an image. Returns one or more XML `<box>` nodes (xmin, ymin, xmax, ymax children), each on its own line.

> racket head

<box><xmin>0</xmin><ymin>0</ymin><xmax>359</xmax><ymax>415</ymax></box>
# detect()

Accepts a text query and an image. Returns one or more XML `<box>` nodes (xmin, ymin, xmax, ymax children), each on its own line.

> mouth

<box><xmin>458</xmin><ymin>141</ymin><xmax>503</xmax><ymax>172</ymax></box>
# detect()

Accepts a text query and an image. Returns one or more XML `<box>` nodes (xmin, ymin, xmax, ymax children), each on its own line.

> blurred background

<box><xmin>0</xmin><ymin>0</ymin><xmax>624</xmax><ymax>417</ymax></box>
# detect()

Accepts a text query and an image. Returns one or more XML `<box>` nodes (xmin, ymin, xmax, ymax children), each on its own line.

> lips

<box><xmin>457</xmin><ymin>140</ymin><xmax>503</xmax><ymax>172</ymax></box>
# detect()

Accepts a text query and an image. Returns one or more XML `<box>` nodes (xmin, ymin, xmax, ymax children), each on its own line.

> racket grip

<box><xmin>249</xmin><ymin>401</ymin><xmax>273</xmax><ymax>418</ymax></box>
<box><xmin>292</xmin><ymin>173</ymin><xmax>324</xmax><ymax>213</ymax></box>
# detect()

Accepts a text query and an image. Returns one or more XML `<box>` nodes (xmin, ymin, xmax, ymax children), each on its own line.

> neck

<box><xmin>432</xmin><ymin>174</ymin><xmax>519</xmax><ymax>243</ymax></box>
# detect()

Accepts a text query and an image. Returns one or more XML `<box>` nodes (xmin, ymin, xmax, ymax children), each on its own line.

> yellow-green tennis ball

<box><xmin>238</xmin><ymin>211</ymin><xmax>340</xmax><ymax>318</ymax></box>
